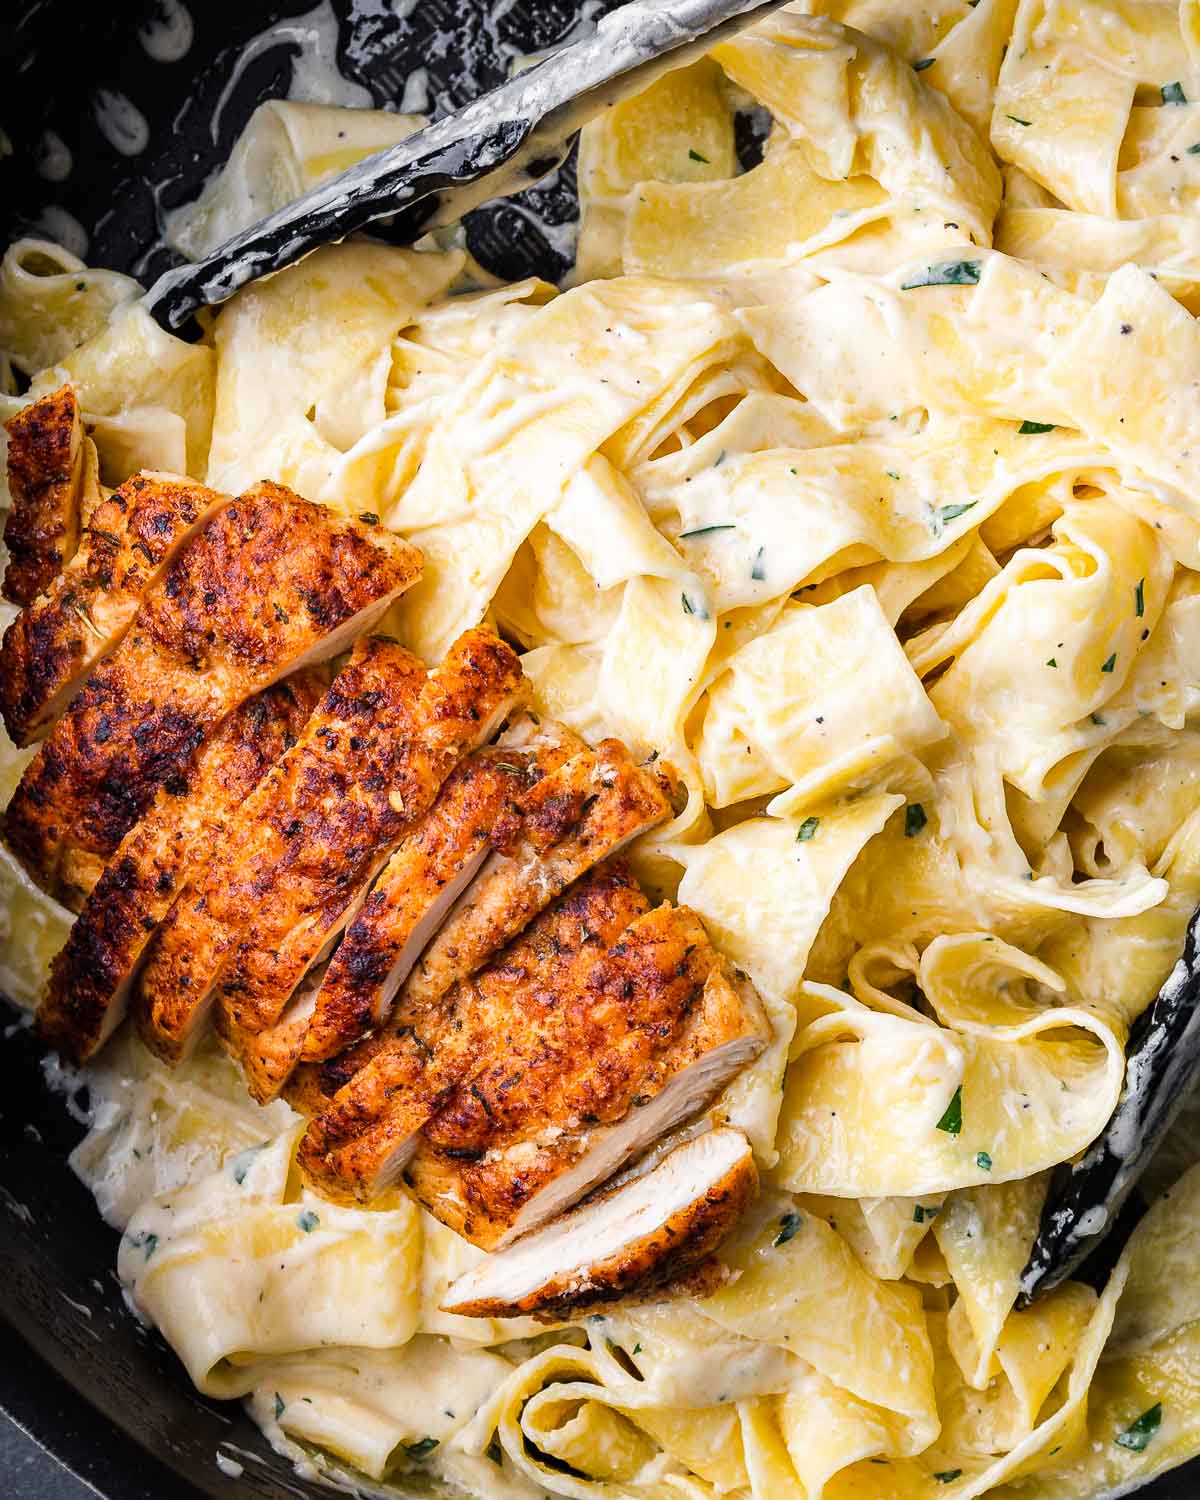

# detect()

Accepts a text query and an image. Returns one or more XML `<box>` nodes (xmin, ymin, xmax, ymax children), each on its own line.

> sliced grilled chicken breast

<box><xmin>36</xmin><ymin>674</ymin><xmax>323</xmax><ymax>1064</ymax></box>
<box><xmin>299</xmin><ymin>718</ymin><xmax>583</xmax><ymax>1064</ymax></box>
<box><xmin>140</xmin><ymin>629</ymin><xmax>524</xmax><ymax>1078</ymax></box>
<box><xmin>4</xmin><ymin>482</ymin><xmax>419</xmax><ymax>900</ymax></box>
<box><xmin>0</xmin><ymin>471</ymin><xmax>231</xmax><ymax>746</ymax></box>
<box><xmin>216</xmin><ymin>971</ymin><xmax>325</xmax><ymax>1106</ymax></box>
<box><xmin>403</xmin><ymin>909</ymin><xmax>768</xmax><ymax>1248</ymax></box>
<box><xmin>440</xmin><ymin>1128</ymin><xmax>758</xmax><ymax>1319</ymax></box>
<box><xmin>215</xmin><ymin>628</ymin><xmax>526</xmax><ymax>1049</ymax></box>
<box><xmin>137</xmin><ymin>638</ymin><xmax>429</xmax><ymax>1067</ymax></box>
<box><xmin>3</xmin><ymin>386</ymin><xmax>86</xmax><ymax>605</ymax></box>
<box><xmin>297</xmin><ymin>862</ymin><xmax>650</xmax><ymax>1204</ymax></box>
<box><xmin>398</xmin><ymin>739</ymin><xmax>673</xmax><ymax>1014</ymax></box>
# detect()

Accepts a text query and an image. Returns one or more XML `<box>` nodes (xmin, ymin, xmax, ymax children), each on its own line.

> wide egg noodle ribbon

<box><xmin>679</xmin><ymin>793</ymin><xmax>903</xmax><ymax>1160</ymax></box>
<box><xmin>385</xmin><ymin>277</ymin><xmax>743</xmax><ymax>662</ymax></box>
<box><xmin>777</xmin><ymin>929</ymin><xmax>1126</xmax><ymax>1197</ymax></box>
<box><xmin>204</xmin><ymin>241</ymin><xmax>462</xmax><ymax>503</ymax></box>
<box><xmin>119</xmin><ymin>1124</ymin><xmax>424</xmax><ymax>1397</ymax></box>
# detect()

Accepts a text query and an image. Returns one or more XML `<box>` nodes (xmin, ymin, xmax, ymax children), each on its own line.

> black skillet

<box><xmin>0</xmin><ymin>3</ymin><xmax>1197</xmax><ymax>1496</ymax></box>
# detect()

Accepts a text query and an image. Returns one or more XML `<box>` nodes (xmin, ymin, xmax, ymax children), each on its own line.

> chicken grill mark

<box><xmin>136</xmin><ymin>637</ymin><xmax>431</xmax><ymax>1067</ymax></box>
<box><xmin>440</xmin><ymin>1128</ymin><xmax>759</xmax><ymax>1319</ymax></box>
<box><xmin>399</xmin><ymin>739</ymin><xmax>675</xmax><ymax>1015</ymax></box>
<box><xmin>140</xmin><ymin>626</ymin><xmax>524</xmax><ymax>1084</ymax></box>
<box><xmin>299</xmin><ymin>719</ymin><xmax>584</xmax><ymax>1066</ymax></box>
<box><xmin>402</xmin><ymin>906</ymin><xmax>766</xmax><ymax>1249</ymax></box>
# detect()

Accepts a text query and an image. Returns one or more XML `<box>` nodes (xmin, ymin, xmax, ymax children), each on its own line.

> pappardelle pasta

<box><xmin>5</xmin><ymin>2</ymin><xmax>1200</xmax><ymax>1497</ymax></box>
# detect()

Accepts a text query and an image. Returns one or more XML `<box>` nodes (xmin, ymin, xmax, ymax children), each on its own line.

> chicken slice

<box><xmin>215</xmin><ymin>628</ymin><xmax>526</xmax><ymax>1048</ymax></box>
<box><xmin>297</xmin><ymin>862</ymin><xmax>650</xmax><ymax>1203</ymax></box>
<box><xmin>440</xmin><ymin>1128</ymin><xmax>758</xmax><ymax>1319</ymax></box>
<box><xmin>136</xmin><ymin>637</ymin><xmax>427</xmax><ymax>1066</ymax></box>
<box><xmin>140</xmin><ymin>628</ymin><xmax>525</xmax><ymax>1077</ymax></box>
<box><xmin>3</xmin><ymin>385</ymin><xmax>86</xmax><ymax>605</ymax></box>
<box><xmin>216</xmin><ymin>972</ymin><xmax>325</xmax><ymax>1107</ymax></box>
<box><xmin>0</xmin><ymin>471</ymin><xmax>231</xmax><ymax>746</ymax></box>
<box><xmin>401</xmin><ymin>908</ymin><xmax>768</xmax><ymax>1248</ymax></box>
<box><xmin>397</xmin><ymin>739</ymin><xmax>674</xmax><ymax>1015</ymax></box>
<box><xmin>4</xmin><ymin>482</ymin><xmax>419</xmax><ymax>900</ymax></box>
<box><xmin>299</xmin><ymin>718</ymin><xmax>583</xmax><ymax>1064</ymax></box>
<box><xmin>35</xmin><ymin>674</ymin><xmax>323</xmax><ymax>1065</ymax></box>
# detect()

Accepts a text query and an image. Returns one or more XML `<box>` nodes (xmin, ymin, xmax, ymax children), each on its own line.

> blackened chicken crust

<box><xmin>3</xmin><ymin>385</ymin><xmax>85</xmax><ymax>607</ymax></box>
<box><xmin>296</xmin><ymin>861</ymin><xmax>649</xmax><ymax>1204</ymax></box>
<box><xmin>36</xmin><ymin>673</ymin><xmax>323</xmax><ymax>1064</ymax></box>
<box><xmin>0</xmin><ymin>470</ymin><xmax>231</xmax><ymax>746</ymax></box>
<box><xmin>4</xmin><ymin>481</ymin><xmax>419</xmax><ymax>899</ymax></box>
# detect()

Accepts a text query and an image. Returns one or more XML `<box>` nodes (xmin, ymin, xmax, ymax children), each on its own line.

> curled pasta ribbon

<box><xmin>0</xmin><ymin>238</ymin><xmax>139</xmax><ymax>376</ymax></box>
<box><xmin>461</xmin><ymin>1343</ymin><xmax>681</xmax><ymax>1500</ymax></box>
<box><xmin>779</xmin><ymin>934</ymin><xmax>1125</xmax><ymax>1196</ymax></box>
<box><xmin>205</xmin><ymin>241</ymin><xmax>461</xmax><ymax>502</ymax></box>
<box><xmin>992</xmin><ymin>0</ymin><xmax>1196</xmax><ymax>217</ymax></box>
<box><xmin>615</xmin><ymin>13</ymin><xmax>999</xmax><ymax>281</ymax></box>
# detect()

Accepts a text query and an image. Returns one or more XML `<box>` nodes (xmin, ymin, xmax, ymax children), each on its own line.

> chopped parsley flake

<box><xmin>1163</xmin><ymin>81</ymin><xmax>1187</xmax><ymax>105</ymax></box>
<box><xmin>1090</xmin><ymin>712</ymin><xmax>1106</xmax><ymax>726</ymax></box>
<box><xmin>405</xmin><ymin>1437</ymin><xmax>440</xmax><ymax>1460</ymax></box>
<box><xmin>773</xmin><ymin>1212</ymin><xmax>803</xmax><ymax>1246</ymax></box>
<box><xmin>633</xmin><ymin>1343</ymin><xmax>643</xmax><ymax>1355</ymax></box>
<box><xmin>357</xmin><ymin>511</ymin><xmax>380</xmax><ymax>526</ymax></box>
<box><xmin>905</xmin><ymin>802</ymin><xmax>928</xmax><ymax>837</ymax></box>
<box><xmin>796</xmin><ymin>817</ymin><xmax>820</xmax><ymax>842</ymax></box>
<box><xmin>937</xmin><ymin>501</ymin><xmax>978</xmax><ymax>526</ymax></box>
<box><xmin>1115</xmin><ymin>1404</ymin><xmax>1163</xmax><ymax>1451</ymax></box>
<box><xmin>913</xmin><ymin>58</ymin><xmax>934</xmax><ymax>71</ymax></box>
<box><xmin>1101</xmin><ymin>653</ymin><xmax>1117</xmax><ymax>673</ymax></box>
<box><xmin>714</xmin><ymin>449</ymin><xmax>727</xmax><ymax>467</ymax></box>
<box><xmin>688</xmin><ymin>147</ymin><xmax>710</xmax><ymax>163</ymax></box>
<box><xmin>1135</xmin><ymin>577</ymin><xmax>1145</xmax><ymax>617</ymax></box>
<box><xmin>1006</xmin><ymin>114</ymin><xmax>1032</xmax><ymax>126</ymax></box>
<box><xmin>274</xmin><ymin>1393</ymin><xmax>286</xmax><ymax>1421</ymax></box>
<box><xmin>913</xmin><ymin>1204</ymin><xmax>939</xmax><ymax>1224</ymax></box>
<box><xmin>901</xmin><ymin>259</ymin><xmax>981</xmax><ymax>289</ymax></box>
<box><xmin>230</xmin><ymin>1143</ymin><xmax>267</xmax><ymax>1185</ymax></box>
<box><xmin>934</xmin><ymin>1474</ymin><xmax>963</xmax><ymax>1485</ymax></box>
<box><xmin>976</xmin><ymin>1151</ymin><xmax>993</xmax><ymax>1171</ymax></box>
<box><xmin>886</xmin><ymin>469</ymin><xmax>901</xmax><ymax>480</ymax></box>
<box><xmin>297</xmin><ymin>1209</ymin><xmax>320</xmax><ymax>1233</ymax></box>
<box><xmin>1018</xmin><ymin>419</ymin><xmax>1056</xmax><ymax>434</ymax></box>
<box><xmin>1189</xmin><ymin>142</ymin><xmax>1200</xmax><ymax>154</ymax></box>
<box><xmin>1046</xmin><ymin>658</ymin><xmax>1058</xmax><ymax>668</ymax></box>
<box><xmin>751</xmin><ymin>546</ymin><xmax>766</xmax><ymax>581</ymax></box>
<box><xmin>679</xmin><ymin>523</ymin><xmax>736</xmax><ymax>539</ymax></box>
<box><xmin>936</xmin><ymin>1086</ymin><xmax>963</xmax><ymax>1135</ymax></box>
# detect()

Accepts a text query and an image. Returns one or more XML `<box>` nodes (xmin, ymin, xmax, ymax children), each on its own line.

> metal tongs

<box><xmin>143</xmin><ymin>0</ymin><xmax>785</xmax><ymax>331</ymax></box>
<box><xmin>1020</xmin><ymin>906</ymin><xmax>1200</xmax><ymax>1302</ymax></box>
